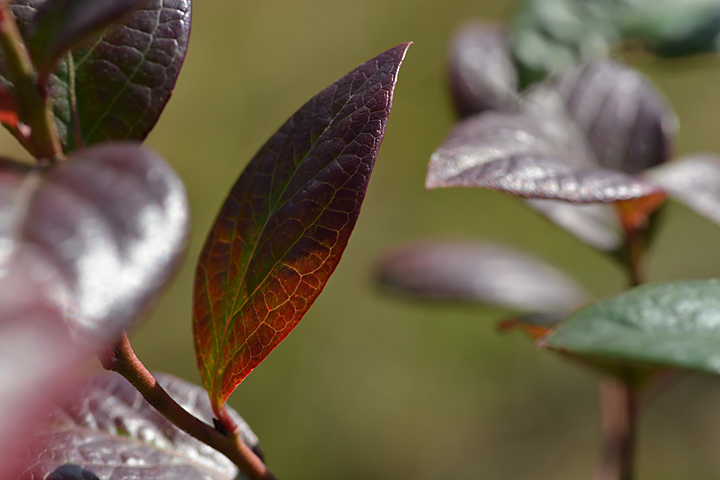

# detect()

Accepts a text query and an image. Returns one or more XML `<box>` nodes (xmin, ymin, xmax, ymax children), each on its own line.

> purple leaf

<box><xmin>193</xmin><ymin>43</ymin><xmax>410</xmax><ymax>418</ymax></box>
<box><xmin>645</xmin><ymin>153</ymin><xmax>720</xmax><ymax>226</ymax></box>
<box><xmin>447</xmin><ymin>21</ymin><xmax>519</xmax><ymax>117</ymax></box>
<box><xmin>3</xmin><ymin>0</ymin><xmax>192</xmax><ymax>151</ymax></box>
<box><xmin>426</xmin><ymin>110</ymin><xmax>662</xmax><ymax>202</ymax></box>
<box><xmin>0</xmin><ymin>142</ymin><xmax>188</xmax><ymax>343</ymax></box>
<box><xmin>26</xmin><ymin>0</ymin><xmax>148</xmax><ymax>81</ymax></box>
<box><xmin>554</xmin><ymin>60</ymin><xmax>676</xmax><ymax>174</ymax></box>
<box><xmin>525</xmin><ymin>199</ymin><xmax>622</xmax><ymax>251</ymax></box>
<box><xmin>18</xmin><ymin>373</ymin><xmax>260</xmax><ymax>480</ymax></box>
<box><xmin>375</xmin><ymin>241</ymin><xmax>590</xmax><ymax>312</ymax></box>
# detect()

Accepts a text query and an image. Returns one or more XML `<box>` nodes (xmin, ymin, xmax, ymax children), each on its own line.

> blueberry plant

<box><xmin>376</xmin><ymin>1</ymin><xmax>720</xmax><ymax>479</ymax></box>
<box><xmin>0</xmin><ymin>1</ymin><xmax>410</xmax><ymax>479</ymax></box>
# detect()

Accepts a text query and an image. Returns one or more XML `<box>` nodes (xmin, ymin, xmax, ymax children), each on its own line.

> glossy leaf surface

<box><xmin>645</xmin><ymin>153</ymin><xmax>720</xmax><ymax>227</ymax></box>
<box><xmin>0</xmin><ymin>142</ymin><xmax>188</xmax><ymax>343</ymax></box>
<box><xmin>19</xmin><ymin>373</ymin><xmax>260</xmax><ymax>480</ymax></box>
<box><xmin>544</xmin><ymin>280</ymin><xmax>720</xmax><ymax>374</ymax></box>
<box><xmin>426</xmin><ymin>110</ymin><xmax>662</xmax><ymax>202</ymax></box>
<box><xmin>554</xmin><ymin>60</ymin><xmax>675</xmax><ymax>174</ymax></box>
<box><xmin>375</xmin><ymin>241</ymin><xmax>589</xmax><ymax>311</ymax></box>
<box><xmin>4</xmin><ymin>0</ymin><xmax>191</xmax><ymax>151</ymax></box>
<box><xmin>193</xmin><ymin>43</ymin><xmax>410</xmax><ymax>414</ymax></box>
<box><xmin>448</xmin><ymin>21</ymin><xmax>519</xmax><ymax>117</ymax></box>
<box><xmin>26</xmin><ymin>0</ymin><xmax>147</xmax><ymax>80</ymax></box>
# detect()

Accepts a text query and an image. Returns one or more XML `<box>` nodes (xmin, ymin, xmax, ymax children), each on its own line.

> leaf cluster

<box><xmin>0</xmin><ymin>1</ymin><xmax>410</xmax><ymax>479</ymax></box>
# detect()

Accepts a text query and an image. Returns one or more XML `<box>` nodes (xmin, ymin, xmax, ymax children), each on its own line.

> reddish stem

<box><xmin>104</xmin><ymin>332</ymin><xmax>278</xmax><ymax>480</ymax></box>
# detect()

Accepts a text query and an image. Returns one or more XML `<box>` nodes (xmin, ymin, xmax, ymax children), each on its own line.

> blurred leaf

<box><xmin>0</xmin><ymin>143</ymin><xmax>188</xmax><ymax>478</ymax></box>
<box><xmin>193</xmin><ymin>43</ymin><xmax>411</xmax><ymax>417</ymax></box>
<box><xmin>18</xmin><ymin>373</ymin><xmax>261</xmax><ymax>480</ymax></box>
<box><xmin>553</xmin><ymin>60</ymin><xmax>676</xmax><ymax>174</ymax></box>
<box><xmin>525</xmin><ymin>199</ymin><xmax>622</xmax><ymax>251</ymax></box>
<box><xmin>498</xmin><ymin>311</ymin><xmax>568</xmax><ymax>340</ymax></box>
<box><xmin>543</xmin><ymin>279</ymin><xmax>720</xmax><ymax>375</ymax></box>
<box><xmin>426</xmin><ymin>109</ymin><xmax>662</xmax><ymax>202</ymax></box>
<box><xmin>26</xmin><ymin>0</ymin><xmax>147</xmax><ymax>81</ymax></box>
<box><xmin>617</xmin><ymin>0</ymin><xmax>720</xmax><ymax>57</ymax></box>
<box><xmin>509</xmin><ymin>0</ymin><xmax>618</xmax><ymax>87</ymax></box>
<box><xmin>645</xmin><ymin>153</ymin><xmax>720</xmax><ymax>227</ymax></box>
<box><xmin>0</xmin><ymin>265</ymin><xmax>90</xmax><ymax>480</ymax></box>
<box><xmin>3</xmin><ymin>0</ymin><xmax>192</xmax><ymax>151</ymax></box>
<box><xmin>375</xmin><ymin>241</ymin><xmax>589</xmax><ymax>311</ymax></box>
<box><xmin>447</xmin><ymin>21</ymin><xmax>519</xmax><ymax>117</ymax></box>
<box><xmin>0</xmin><ymin>142</ymin><xmax>189</xmax><ymax>343</ymax></box>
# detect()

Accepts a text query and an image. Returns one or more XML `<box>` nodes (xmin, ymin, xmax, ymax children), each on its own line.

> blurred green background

<box><xmin>13</xmin><ymin>0</ymin><xmax>720</xmax><ymax>478</ymax></box>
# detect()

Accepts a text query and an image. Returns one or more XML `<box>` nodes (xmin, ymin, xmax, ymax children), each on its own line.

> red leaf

<box><xmin>193</xmin><ymin>43</ymin><xmax>411</xmax><ymax>419</ymax></box>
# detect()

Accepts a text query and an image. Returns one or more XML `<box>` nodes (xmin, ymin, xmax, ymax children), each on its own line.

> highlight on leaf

<box><xmin>542</xmin><ymin>279</ymin><xmax>720</xmax><ymax>377</ymax></box>
<box><xmin>192</xmin><ymin>43</ymin><xmax>411</xmax><ymax>420</ymax></box>
<box><xmin>0</xmin><ymin>142</ymin><xmax>189</xmax><ymax>344</ymax></box>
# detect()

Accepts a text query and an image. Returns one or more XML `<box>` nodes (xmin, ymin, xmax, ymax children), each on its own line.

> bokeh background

<box><xmin>11</xmin><ymin>1</ymin><xmax>720</xmax><ymax>478</ymax></box>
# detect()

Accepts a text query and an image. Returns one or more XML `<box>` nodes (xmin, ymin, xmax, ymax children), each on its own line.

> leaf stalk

<box><xmin>105</xmin><ymin>332</ymin><xmax>279</xmax><ymax>480</ymax></box>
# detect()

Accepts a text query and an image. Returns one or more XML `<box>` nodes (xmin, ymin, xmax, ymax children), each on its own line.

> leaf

<box><xmin>542</xmin><ymin>279</ymin><xmax>720</xmax><ymax>375</ymax></box>
<box><xmin>525</xmin><ymin>199</ymin><xmax>622</xmax><ymax>251</ymax></box>
<box><xmin>375</xmin><ymin>241</ymin><xmax>589</xmax><ymax>312</ymax></box>
<box><xmin>426</xmin><ymin>109</ymin><xmax>663</xmax><ymax>202</ymax></box>
<box><xmin>193</xmin><ymin>43</ymin><xmax>411</xmax><ymax>416</ymax></box>
<box><xmin>0</xmin><ymin>267</ymin><xmax>90</xmax><ymax>479</ymax></box>
<box><xmin>3</xmin><ymin>0</ymin><xmax>192</xmax><ymax>152</ymax></box>
<box><xmin>645</xmin><ymin>153</ymin><xmax>720</xmax><ymax>227</ymax></box>
<box><xmin>0</xmin><ymin>142</ymin><xmax>189</xmax><ymax>343</ymax></box>
<box><xmin>509</xmin><ymin>0</ymin><xmax>618</xmax><ymax>87</ymax></box>
<box><xmin>447</xmin><ymin>21</ymin><xmax>520</xmax><ymax>117</ymax></box>
<box><xmin>615</xmin><ymin>0</ymin><xmax>720</xmax><ymax>57</ymax></box>
<box><xmin>553</xmin><ymin>60</ymin><xmax>676</xmax><ymax>174</ymax></box>
<box><xmin>18</xmin><ymin>373</ymin><xmax>261</xmax><ymax>480</ymax></box>
<box><xmin>26</xmin><ymin>0</ymin><xmax>148</xmax><ymax>81</ymax></box>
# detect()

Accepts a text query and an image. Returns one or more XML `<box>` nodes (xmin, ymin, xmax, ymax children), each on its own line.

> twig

<box><xmin>0</xmin><ymin>2</ymin><xmax>61</xmax><ymax>160</ymax></box>
<box><xmin>103</xmin><ymin>332</ymin><xmax>279</xmax><ymax>480</ymax></box>
<box><xmin>593</xmin><ymin>377</ymin><xmax>638</xmax><ymax>480</ymax></box>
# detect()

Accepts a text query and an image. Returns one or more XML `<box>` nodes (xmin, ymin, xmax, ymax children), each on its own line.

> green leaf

<box><xmin>192</xmin><ymin>43</ymin><xmax>411</xmax><ymax>419</ymax></box>
<box><xmin>509</xmin><ymin>0</ymin><xmax>618</xmax><ymax>87</ymax></box>
<box><xmin>617</xmin><ymin>0</ymin><xmax>720</xmax><ymax>57</ymax></box>
<box><xmin>543</xmin><ymin>280</ymin><xmax>720</xmax><ymax>375</ymax></box>
<box><xmin>2</xmin><ymin>0</ymin><xmax>191</xmax><ymax>152</ymax></box>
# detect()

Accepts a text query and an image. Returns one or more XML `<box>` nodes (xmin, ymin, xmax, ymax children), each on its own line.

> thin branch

<box><xmin>104</xmin><ymin>332</ymin><xmax>279</xmax><ymax>480</ymax></box>
<box><xmin>593</xmin><ymin>377</ymin><xmax>638</xmax><ymax>480</ymax></box>
<box><xmin>0</xmin><ymin>2</ymin><xmax>61</xmax><ymax>160</ymax></box>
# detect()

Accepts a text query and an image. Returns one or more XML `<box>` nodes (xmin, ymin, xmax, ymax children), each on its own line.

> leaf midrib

<box><xmin>211</xmin><ymin>67</ymin><xmax>386</xmax><ymax>400</ymax></box>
